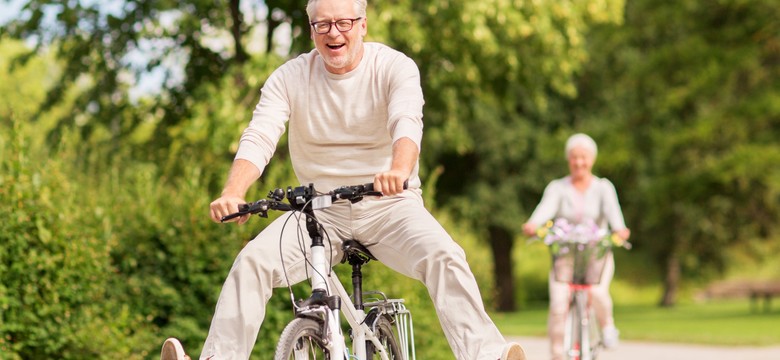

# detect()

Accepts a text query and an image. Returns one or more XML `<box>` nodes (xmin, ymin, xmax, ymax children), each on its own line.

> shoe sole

<box><xmin>161</xmin><ymin>338</ymin><xmax>186</xmax><ymax>360</ymax></box>
<box><xmin>501</xmin><ymin>343</ymin><xmax>527</xmax><ymax>360</ymax></box>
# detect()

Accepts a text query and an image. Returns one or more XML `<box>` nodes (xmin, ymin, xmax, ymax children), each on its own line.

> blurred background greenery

<box><xmin>1</xmin><ymin>0</ymin><xmax>778</xmax><ymax>359</ymax></box>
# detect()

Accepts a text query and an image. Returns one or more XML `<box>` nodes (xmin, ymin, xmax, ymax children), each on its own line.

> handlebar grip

<box><xmin>363</xmin><ymin>182</ymin><xmax>375</xmax><ymax>192</ymax></box>
<box><xmin>220</xmin><ymin>202</ymin><xmax>255</xmax><ymax>222</ymax></box>
<box><xmin>220</xmin><ymin>212</ymin><xmax>244</xmax><ymax>222</ymax></box>
<box><xmin>363</xmin><ymin>179</ymin><xmax>409</xmax><ymax>193</ymax></box>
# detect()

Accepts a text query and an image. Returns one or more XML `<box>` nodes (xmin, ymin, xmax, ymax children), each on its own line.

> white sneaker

<box><xmin>602</xmin><ymin>325</ymin><xmax>620</xmax><ymax>349</ymax></box>
<box><xmin>499</xmin><ymin>342</ymin><xmax>527</xmax><ymax>360</ymax></box>
<box><xmin>161</xmin><ymin>338</ymin><xmax>188</xmax><ymax>360</ymax></box>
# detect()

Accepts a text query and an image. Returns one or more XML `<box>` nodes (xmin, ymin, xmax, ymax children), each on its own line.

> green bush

<box><xmin>0</xmin><ymin>120</ymin><xmax>153</xmax><ymax>359</ymax></box>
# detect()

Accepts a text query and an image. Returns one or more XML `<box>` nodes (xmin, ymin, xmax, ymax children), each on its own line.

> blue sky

<box><xmin>0</xmin><ymin>0</ymin><xmax>25</xmax><ymax>25</ymax></box>
<box><xmin>0</xmin><ymin>1</ymin><xmax>288</xmax><ymax>101</ymax></box>
<box><xmin>1</xmin><ymin>0</ymin><xmax>127</xmax><ymax>23</ymax></box>
<box><xmin>0</xmin><ymin>0</ymin><xmax>172</xmax><ymax>100</ymax></box>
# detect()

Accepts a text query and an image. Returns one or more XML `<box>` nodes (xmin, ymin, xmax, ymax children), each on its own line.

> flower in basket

<box><xmin>608</xmin><ymin>233</ymin><xmax>625</xmax><ymax>247</ymax></box>
<box><xmin>540</xmin><ymin>219</ymin><xmax>612</xmax><ymax>254</ymax></box>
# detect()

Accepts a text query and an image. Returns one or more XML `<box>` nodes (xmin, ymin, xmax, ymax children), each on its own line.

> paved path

<box><xmin>508</xmin><ymin>336</ymin><xmax>780</xmax><ymax>360</ymax></box>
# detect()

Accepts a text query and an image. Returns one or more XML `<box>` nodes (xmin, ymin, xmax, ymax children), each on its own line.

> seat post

<box><xmin>343</xmin><ymin>240</ymin><xmax>374</xmax><ymax>311</ymax></box>
<box><xmin>351</xmin><ymin>262</ymin><xmax>364</xmax><ymax>310</ymax></box>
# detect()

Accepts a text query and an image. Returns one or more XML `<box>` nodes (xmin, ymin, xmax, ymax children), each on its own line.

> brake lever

<box><xmin>220</xmin><ymin>200</ymin><xmax>271</xmax><ymax>222</ymax></box>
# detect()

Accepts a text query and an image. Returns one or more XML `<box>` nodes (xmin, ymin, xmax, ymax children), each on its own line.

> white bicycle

<box><xmin>539</xmin><ymin>219</ymin><xmax>630</xmax><ymax>360</ymax></box>
<box><xmin>222</xmin><ymin>183</ymin><xmax>416</xmax><ymax>360</ymax></box>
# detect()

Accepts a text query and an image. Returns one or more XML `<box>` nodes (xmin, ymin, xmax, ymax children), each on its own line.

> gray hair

<box><xmin>565</xmin><ymin>133</ymin><xmax>598</xmax><ymax>159</ymax></box>
<box><xmin>306</xmin><ymin>0</ymin><xmax>367</xmax><ymax>20</ymax></box>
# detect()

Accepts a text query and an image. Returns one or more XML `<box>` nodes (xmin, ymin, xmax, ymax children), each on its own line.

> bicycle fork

<box><xmin>569</xmin><ymin>290</ymin><xmax>594</xmax><ymax>360</ymax></box>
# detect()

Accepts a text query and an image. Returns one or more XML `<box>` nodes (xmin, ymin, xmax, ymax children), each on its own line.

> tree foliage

<box><xmin>1</xmin><ymin>47</ymin><xmax>152</xmax><ymax>357</ymax></box>
<box><xmin>370</xmin><ymin>0</ymin><xmax>626</xmax><ymax>310</ymax></box>
<box><xmin>0</xmin><ymin>1</ymin><xmax>452</xmax><ymax>357</ymax></box>
<box><xmin>574</xmin><ymin>0</ymin><xmax>780</xmax><ymax>305</ymax></box>
<box><xmin>0</xmin><ymin>0</ymin><xmax>307</xmax><ymax>165</ymax></box>
<box><xmin>2</xmin><ymin>0</ymin><xmax>780</xmax><ymax>358</ymax></box>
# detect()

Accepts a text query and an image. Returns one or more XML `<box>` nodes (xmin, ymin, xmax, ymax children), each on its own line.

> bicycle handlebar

<box><xmin>219</xmin><ymin>199</ymin><xmax>292</xmax><ymax>222</ymax></box>
<box><xmin>220</xmin><ymin>180</ymin><xmax>408</xmax><ymax>222</ymax></box>
<box><xmin>530</xmin><ymin>218</ymin><xmax>632</xmax><ymax>250</ymax></box>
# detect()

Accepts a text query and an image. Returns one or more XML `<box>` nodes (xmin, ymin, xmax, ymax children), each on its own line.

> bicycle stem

<box><xmin>302</xmin><ymin>213</ymin><xmax>328</xmax><ymax>293</ymax></box>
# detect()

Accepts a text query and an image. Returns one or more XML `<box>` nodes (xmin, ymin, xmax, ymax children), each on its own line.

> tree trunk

<box><xmin>488</xmin><ymin>225</ymin><xmax>516</xmax><ymax>312</ymax></box>
<box><xmin>660</xmin><ymin>249</ymin><xmax>680</xmax><ymax>307</ymax></box>
<box><xmin>229</xmin><ymin>0</ymin><xmax>248</xmax><ymax>63</ymax></box>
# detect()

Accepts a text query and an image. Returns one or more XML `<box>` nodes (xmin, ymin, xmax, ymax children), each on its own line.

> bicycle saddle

<box><xmin>342</xmin><ymin>240</ymin><xmax>376</xmax><ymax>266</ymax></box>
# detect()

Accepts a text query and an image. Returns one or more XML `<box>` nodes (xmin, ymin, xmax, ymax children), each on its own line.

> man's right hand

<box><xmin>210</xmin><ymin>195</ymin><xmax>250</xmax><ymax>224</ymax></box>
<box><xmin>210</xmin><ymin>159</ymin><xmax>262</xmax><ymax>224</ymax></box>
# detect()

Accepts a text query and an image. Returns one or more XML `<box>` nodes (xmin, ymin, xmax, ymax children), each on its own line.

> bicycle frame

<box><xmin>291</xmin><ymin>214</ymin><xmax>415</xmax><ymax>359</ymax></box>
<box><xmin>231</xmin><ymin>183</ymin><xmax>415</xmax><ymax>360</ymax></box>
<box><xmin>539</xmin><ymin>219</ymin><xmax>629</xmax><ymax>360</ymax></box>
<box><xmin>545</xmin><ymin>224</ymin><xmax>610</xmax><ymax>360</ymax></box>
<box><xmin>319</xmin><ymin>273</ymin><xmax>415</xmax><ymax>359</ymax></box>
<box><xmin>296</xmin><ymin>202</ymin><xmax>415</xmax><ymax>360</ymax></box>
<box><xmin>563</xmin><ymin>284</ymin><xmax>601</xmax><ymax>360</ymax></box>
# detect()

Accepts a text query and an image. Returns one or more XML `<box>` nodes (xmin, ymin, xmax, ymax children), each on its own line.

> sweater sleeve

<box><xmin>528</xmin><ymin>180</ymin><xmax>563</xmax><ymax>226</ymax></box>
<box><xmin>385</xmin><ymin>54</ymin><xmax>424</xmax><ymax>150</ymax></box>
<box><xmin>234</xmin><ymin>65</ymin><xmax>292</xmax><ymax>175</ymax></box>
<box><xmin>601</xmin><ymin>178</ymin><xmax>628</xmax><ymax>231</ymax></box>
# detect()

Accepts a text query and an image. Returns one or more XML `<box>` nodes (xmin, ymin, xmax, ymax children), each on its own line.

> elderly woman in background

<box><xmin>522</xmin><ymin>133</ymin><xmax>631</xmax><ymax>360</ymax></box>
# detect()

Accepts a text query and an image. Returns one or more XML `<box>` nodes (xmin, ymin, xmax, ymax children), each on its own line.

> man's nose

<box><xmin>327</xmin><ymin>24</ymin><xmax>341</xmax><ymax>36</ymax></box>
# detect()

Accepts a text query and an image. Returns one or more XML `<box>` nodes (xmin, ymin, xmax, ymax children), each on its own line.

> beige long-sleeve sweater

<box><xmin>235</xmin><ymin>42</ymin><xmax>425</xmax><ymax>191</ymax></box>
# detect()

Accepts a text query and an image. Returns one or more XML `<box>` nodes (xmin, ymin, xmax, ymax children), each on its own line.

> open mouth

<box><xmin>327</xmin><ymin>44</ymin><xmax>346</xmax><ymax>50</ymax></box>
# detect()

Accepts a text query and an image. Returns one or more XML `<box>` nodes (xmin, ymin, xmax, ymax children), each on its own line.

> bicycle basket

<box><xmin>551</xmin><ymin>241</ymin><xmax>610</xmax><ymax>285</ymax></box>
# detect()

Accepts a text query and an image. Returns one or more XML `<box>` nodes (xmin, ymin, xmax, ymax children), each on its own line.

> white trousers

<box><xmin>547</xmin><ymin>253</ymin><xmax>615</xmax><ymax>360</ymax></box>
<box><xmin>200</xmin><ymin>189</ymin><xmax>507</xmax><ymax>359</ymax></box>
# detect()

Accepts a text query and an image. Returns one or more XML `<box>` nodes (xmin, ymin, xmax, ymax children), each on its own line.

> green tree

<box><xmin>575</xmin><ymin>0</ymin><xmax>780</xmax><ymax>305</ymax></box>
<box><xmin>0</xmin><ymin>1</ymin><xmax>308</xmax><ymax>356</ymax></box>
<box><xmin>0</xmin><ymin>0</ymin><xmax>309</xmax><ymax>164</ymax></box>
<box><xmin>370</xmin><ymin>0</ymin><xmax>626</xmax><ymax>310</ymax></box>
<box><xmin>1</xmin><ymin>40</ymin><xmax>156</xmax><ymax>359</ymax></box>
<box><xmin>0</xmin><ymin>2</ymin><xmax>459</xmax><ymax>357</ymax></box>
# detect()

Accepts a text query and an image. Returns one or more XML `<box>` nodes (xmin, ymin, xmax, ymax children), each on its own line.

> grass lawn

<box><xmin>491</xmin><ymin>299</ymin><xmax>780</xmax><ymax>347</ymax></box>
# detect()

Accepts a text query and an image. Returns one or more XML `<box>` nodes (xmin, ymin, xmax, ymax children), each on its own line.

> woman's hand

<box><xmin>615</xmin><ymin>228</ymin><xmax>631</xmax><ymax>241</ymax></box>
<box><xmin>522</xmin><ymin>222</ymin><xmax>537</xmax><ymax>237</ymax></box>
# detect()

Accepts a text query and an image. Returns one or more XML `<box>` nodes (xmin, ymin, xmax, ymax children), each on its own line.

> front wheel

<box><xmin>365</xmin><ymin>313</ymin><xmax>404</xmax><ymax>359</ymax></box>
<box><xmin>274</xmin><ymin>317</ymin><xmax>330</xmax><ymax>360</ymax></box>
<box><xmin>564</xmin><ymin>297</ymin><xmax>583</xmax><ymax>360</ymax></box>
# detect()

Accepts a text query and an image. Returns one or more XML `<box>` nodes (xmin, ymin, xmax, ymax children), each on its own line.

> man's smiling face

<box><xmin>309</xmin><ymin>0</ymin><xmax>367</xmax><ymax>74</ymax></box>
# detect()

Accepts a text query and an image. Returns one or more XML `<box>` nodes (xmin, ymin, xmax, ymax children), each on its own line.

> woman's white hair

<box><xmin>565</xmin><ymin>133</ymin><xmax>598</xmax><ymax>159</ymax></box>
<box><xmin>306</xmin><ymin>0</ymin><xmax>367</xmax><ymax>20</ymax></box>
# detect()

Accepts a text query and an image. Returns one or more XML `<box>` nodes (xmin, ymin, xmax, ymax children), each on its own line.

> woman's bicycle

<box><xmin>537</xmin><ymin>219</ymin><xmax>630</xmax><ymax>360</ymax></box>
<box><xmin>221</xmin><ymin>182</ymin><xmax>415</xmax><ymax>360</ymax></box>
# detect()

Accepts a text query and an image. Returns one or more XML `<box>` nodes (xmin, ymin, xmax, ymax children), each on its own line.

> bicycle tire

<box><xmin>274</xmin><ymin>317</ymin><xmax>331</xmax><ymax>360</ymax></box>
<box><xmin>564</xmin><ymin>296</ymin><xmax>583</xmax><ymax>360</ymax></box>
<box><xmin>588</xmin><ymin>309</ymin><xmax>602</xmax><ymax>359</ymax></box>
<box><xmin>365</xmin><ymin>313</ymin><xmax>404</xmax><ymax>360</ymax></box>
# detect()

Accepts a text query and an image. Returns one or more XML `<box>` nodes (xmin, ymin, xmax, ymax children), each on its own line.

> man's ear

<box><xmin>360</xmin><ymin>17</ymin><xmax>368</xmax><ymax>37</ymax></box>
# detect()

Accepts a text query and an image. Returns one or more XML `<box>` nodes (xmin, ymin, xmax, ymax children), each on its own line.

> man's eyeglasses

<box><xmin>310</xmin><ymin>17</ymin><xmax>362</xmax><ymax>34</ymax></box>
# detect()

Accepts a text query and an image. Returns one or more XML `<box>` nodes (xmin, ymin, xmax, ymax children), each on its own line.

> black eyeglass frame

<box><xmin>310</xmin><ymin>17</ymin><xmax>363</xmax><ymax>34</ymax></box>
